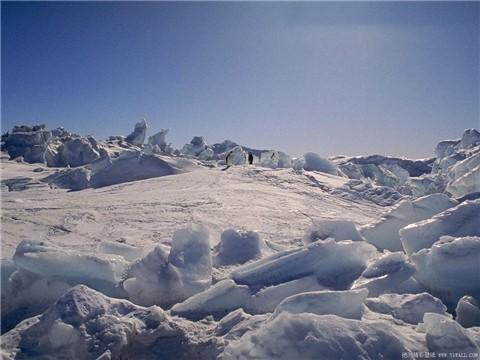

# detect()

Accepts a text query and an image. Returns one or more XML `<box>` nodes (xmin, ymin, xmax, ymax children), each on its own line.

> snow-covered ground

<box><xmin>0</xmin><ymin>158</ymin><xmax>382</xmax><ymax>259</ymax></box>
<box><xmin>1</xmin><ymin>125</ymin><xmax>479</xmax><ymax>359</ymax></box>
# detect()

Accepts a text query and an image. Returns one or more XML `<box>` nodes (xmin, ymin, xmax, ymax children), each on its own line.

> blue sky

<box><xmin>2</xmin><ymin>1</ymin><xmax>479</xmax><ymax>158</ymax></box>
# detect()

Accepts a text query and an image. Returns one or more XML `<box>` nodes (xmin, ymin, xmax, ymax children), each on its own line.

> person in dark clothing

<box><xmin>248</xmin><ymin>152</ymin><xmax>254</xmax><ymax>165</ymax></box>
<box><xmin>226</xmin><ymin>151</ymin><xmax>233</xmax><ymax>165</ymax></box>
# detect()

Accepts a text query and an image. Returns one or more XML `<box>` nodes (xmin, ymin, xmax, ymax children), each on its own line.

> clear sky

<box><xmin>2</xmin><ymin>1</ymin><xmax>479</xmax><ymax>158</ymax></box>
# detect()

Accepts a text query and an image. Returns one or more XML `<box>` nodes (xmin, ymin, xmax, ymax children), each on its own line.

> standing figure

<box><xmin>226</xmin><ymin>151</ymin><xmax>233</xmax><ymax>165</ymax></box>
<box><xmin>248</xmin><ymin>152</ymin><xmax>254</xmax><ymax>165</ymax></box>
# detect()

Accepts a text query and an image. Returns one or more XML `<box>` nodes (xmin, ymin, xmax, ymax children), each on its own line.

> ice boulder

<box><xmin>215</xmin><ymin>308</ymin><xmax>251</xmax><ymax>336</ymax></box>
<box><xmin>125</xmin><ymin>119</ymin><xmax>148</xmax><ymax>146</ymax></box>
<box><xmin>182</xmin><ymin>136</ymin><xmax>210</xmax><ymax>157</ymax></box>
<box><xmin>97</xmin><ymin>241</ymin><xmax>146</xmax><ymax>262</ymax></box>
<box><xmin>222</xmin><ymin>312</ymin><xmax>427</xmax><ymax>359</ymax></box>
<box><xmin>123</xmin><ymin>225</ymin><xmax>212</xmax><ymax>307</ymax></box>
<box><xmin>455</xmin><ymin>296</ymin><xmax>480</xmax><ymax>328</ymax></box>
<box><xmin>365</xmin><ymin>293</ymin><xmax>448</xmax><ymax>325</ymax></box>
<box><xmin>225</xmin><ymin>146</ymin><xmax>247</xmax><ymax>165</ymax></box>
<box><xmin>246</xmin><ymin>276</ymin><xmax>326</xmax><ymax>314</ymax></box>
<box><xmin>273</xmin><ymin>289</ymin><xmax>369</xmax><ymax>320</ymax></box>
<box><xmin>303</xmin><ymin>219</ymin><xmax>364</xmax><ymax>244</ymax></box>
<box><xmin>2</xmin><ymin>124</ymin><xmax>52</xmax><ymax>164</ymax></box>
<box><xmin>292</xmin><ymin>157</ymin><xmax>305</xmax><ymax>172</ymax></box>
<box><xmin>435</xmin><ymin>140</ymin><xmax>460</xmax><ymax>159</ymax></box>
<box><xmin>400</xmin><ymin>200</ymin><xmax>480</xmax><ymax>256</ymax></box>
<box><xmin>257</xmin><ymin>150</ymin><xmax>291</xmax><ymax>168</ymax></box>
<box><xmin>353</xmin><ymin>251</ymin><xmax>417</xmax><ymax>297</ymax></box>
<box><xmin>448</xmin><ymin>151</ymin><xmax>480</xmax><ymax>181</ymax></box>
<box><xmin>43</xmin><ymin>167</ymin><xmax>91</xmax><ymax>190</ymax></box>
<box><xmin>11</xmin><ymin>240</ymin><xmax>129</xmax><ymax>297</ymax></box>
<box><xmin>1</xmin><ymin>267</ymin><xmax>71</xmax><ymax>334</ymax></box>
<box><xmin>231</xmin><ymin>239</ymin><xmax>377</xmax><ymax>290</ymax></box>
<box><xmin>422</xmin><ymin>313</ymin><xmax>479</xmax><ymax>355</ymax></box>
<box><xmin>459</xmin><ymin>128</ymin><xmax>480</xmax><ymax>149</ymax></box>
<box><xmin>171</xmin><ymin>279</ymin><xmax>251</xmax><ymax>321</ymax></box>
<box><xmin>147</xmin><ymin>128</ymin><xmax>172</xmax><ymax>154</ymax></box>
<box><xmin>446</xmin><ymin>164</ymin><xmax>480</xmax><ymax>198</ymax></box>
<box><xmin>213</xmin><ymin>229</ymin><xmax>264</xmax><ymax>267</ymax></box>
<box><xmin>303</xmin><ymin>152</ymin><xmax>338</xmax><ymax>175</ymax></box>
<box><xmin>361</xmin><ymin>193</ymin><xmax>458</xmax><ymax>252</ymax></box>
<box><xmin>1</xmin><ymin>285</ymin><xmax>216</xmax><ymax>360</ymax></box>
<box><xmin>411</xmin><ymin>236</ymin><xmax>480</xmax><ymax>306</ymax></box>
<box><xmin>58</xmin><ymin>137</ymin><xmax>100</xmax><ymax>167</ymax></box>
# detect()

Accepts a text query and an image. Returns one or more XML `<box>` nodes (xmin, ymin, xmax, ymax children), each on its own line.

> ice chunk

<box><xmin>1</xmin><ymin>285</ymin><xmax>216</xmax><ymax>360</ymax></box>
<box><xmin>43</xmin><ymin>167</ymin><xmax>91</xmax><ymax>190</ymax></box>
<box><xmin>1</xmin><ymin>268</ymin><xmax>71</xmax><ymax>334</ymax></box>
<box><xmin>353</xmin><ymin>251</ymin><xmax>416</xmax><ymax>297</ymax></box>
<box><xmin>331</xmin><ymin>179</ymin><xmax>403</xmax><ymax>206</ymax></box>
<box><xmin>303</xmin><ymin>219</ymin><xmax>364</xmax><ymax>244</ymax></box>
<box><xmin>59</xmin><ymin>138</ymin><xmax>100</xmax><ymax>167</ymax></box>
<box><xmin>292</xmin><ymin>157</ymin><xmax>305</xmax><ymax>172</ymax></box>
<box><xmin>225</xmin><ymin>146</ymin><xmax>247</xmax><ymax>165</ymax></box>
<box><xmin>213</xmin><ymin>229</ymin><xmax>264</xmax><ymax>267</ymax></box>
<box><xmin>170</xmin><ymin>279</ymin><xmax>251</xmax><ymax>320</ymax></box>
<box><xmin>223</xmin><ymin>312</ymin><xmax>426</xmax><ymax>359</ymax></box>
<box><xmin>448</xmin><ymin>152</ymin><xmax>480</xmax><ymax>181</ymax></box>
<box><xmin>435</xmin><ymin>140</ymin><xmax>460</xmax><ymax>159</ymax></box>
<box><xmin>337</xmin><ymin>154</ymin><xmax>433</xmax><ymax>177</ymax></box>
<box><xmin>97</xmin><ymin>241</ymin><xmax>146</xmax><ymax>262</ymax></box>
<box><xmin>456</xmin><ymin>296</ymin><xmax>480</xmax><ymax>328</ymax></box>
<box><xmin>215</xmin><ymin>308</ymin><xmax>251</xmax><ymax>336</ymax></box>
<box><xmin>123</xmin><ymin>225</ymin><xmax>211</xmax><ymax>307</ymax></box>
<box><xmin>1</xmin><ymin>260</ymin><xmax>17</xmax><ymax>296</ymax></box>
<box><xmin>169</xmin><ymin>224</ymin><xmax>211</xmax><ymax>281</ymax></box>
<box><xmin>365</xmin><ymin>293</ymin><xmax>448</xmax><ymax>324</ymax></box>
<box><xmin>3</xmin><ymin>125</ymin><xmax>52</xmax><ymax>164</ymax></box>
<box><xmin>147</xmin><ymin>129</ymin><xmax>172</xmax><ymax>154</ymax></box>
<box><xmin>303</xmin><ymin>152</ymin><xmax>338</xmax><ymax>175</ymax></box>
<box><xmin>231</xmin><ymin>239</ymin><xmax>377</xmax><ymax>290</ymax></box>
<box><xmin>423</xmin><ymin>313</ymin><xmax>479</xmax><ymax>354</ymax></box>
<box><xmin>459</xmin><ymin>128</ymin><xmax>480</xmax><ymax>149</ymax></box>
<box><xmin>277</xmin><ymin>151</ymin><xmax>292</xmax><ymax>168</ymax></box>
<box><xmin>125</xmin><ymin>119</ymin><xmax>148</xmax><ymax>146</ymax></box>
<box><xmin>446</xmin><ymin>164</ymin><xmax>480</xmax><ymax>198</ymax></box>
<box><xmin>411</xmin><ymin>236</ymin><xmax>480</xmax><ymax>306</ymax></box>
<box><xmin>400</xmin><ymin>200</ymin><xmax>480</xmax><ymax>256</ymax></box>
<box><xmin>181</xmin><ymin>136</ymin><xmax>210</xmax><ymax>157</ymax></box>
<box><xmin>246</xmin><ymin>276</ymin><xmax>326</xmax><ymax>314</ymax></box>
<box><xmin>361</xmin><ymin>194</ymin><xmax>458</xmax><ymax>252</ymax></box>
<box><xmin>273</xmin><ymin>289</ymin><xmax>368</xmax><ymax>320</ymax></box>
<box><xmin>13</xmin><ymin>240</ymin><xmax>129</xmax><ymax>290</ymax></box>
